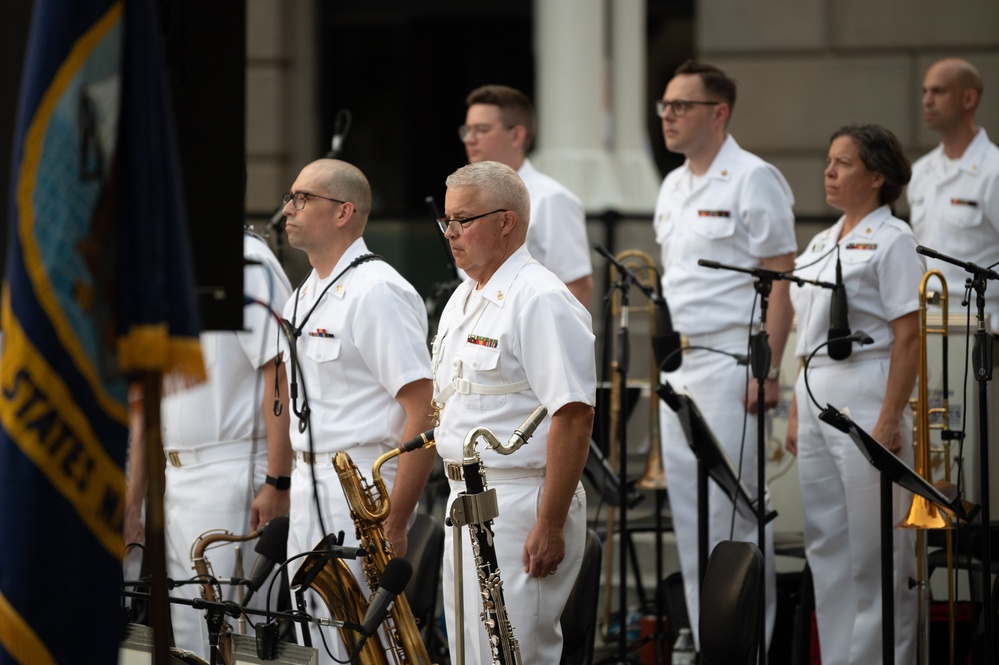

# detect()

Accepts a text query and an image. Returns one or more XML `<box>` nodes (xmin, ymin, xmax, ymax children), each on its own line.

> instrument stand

<box><xmin>818</xmin><ymin>406</ymin><xmax>979</xmax><ymax>665</ymax></box>
<box><xmin>698</xmin><ymin>259</ymin><xmax>821</xmax><ymax>664</ymax></box>
<box><xmin>595</xmin><ymin>246</ymin><xmax>660</xmax><ymax>665</ymax></box>
<box><xmin>750</xmin><ymin>273</ymin><xmax>773</xmax><ymax>665</ymax></box>
<box><xmin>918</xmin><ymin>245</ymin><xmax>997</xmax><ymax>663</ymax></box>
<box><xmin>657</xmin><ymin>381</ymin><xmax>778</xmax><ymax>662</ymax></box>
<box><xmin>205</xmin><ymin>605</ymin><xmax>226</xmax><ymax>665</ymax></box>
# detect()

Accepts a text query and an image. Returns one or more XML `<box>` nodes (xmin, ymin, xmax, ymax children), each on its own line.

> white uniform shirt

<box><xmin>432</xmin><ymin>245</ymin><xmax>596</xmax><ymax>468</ymax></box>
<box><xmin>162</xmin><ymin>233</ymin><xmax>292</xmax><ymax>449</ymax></box>
<box><xmin>653</xmin><ymin>135</ymin><xmax>797</xmax><ymax>336</ymax></box>
<box><xmin>281</xmin><ymin>238</ymin><xmax>432</xmax><ymax>452</ymax></box>
<box><xmin>518</xmin><ymin>158</ymin><xmax>592</xmax><ymax>286</ymax></box>
<box><xmin>791</xmin><ymin>206</ymin><xmax>925</xmax><ymax>360</ymax></box>
<box><xmin>908</xmin><ymin>128</ymin><xmax>999</xmax><ymax>330</ymax></box>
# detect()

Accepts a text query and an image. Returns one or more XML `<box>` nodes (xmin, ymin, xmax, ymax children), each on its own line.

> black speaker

<box><xmin>0</xmin><ymin>3</ymin><xmax>33</xmax><ymax>280</ymax></box>
<box><xmin>160</xmin><ymin>0</ymin><xmax>245</xmax><ymax>331</ymax></box>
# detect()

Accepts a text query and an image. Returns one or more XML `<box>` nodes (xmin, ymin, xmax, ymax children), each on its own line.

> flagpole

<box><xmin>142</xmin><ymin>372</ymin><xmax>172</xmax><ymax>665</ymax></box>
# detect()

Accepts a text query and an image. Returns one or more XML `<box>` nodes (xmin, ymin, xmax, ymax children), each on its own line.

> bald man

<box><xmin>909</xmin><ymin>58</ymin><xmax>999</xmax><ymax>330</ymax></box>
<box><xmin>279</xmin><ymin>159</ymin><xmax>435</xmax><ymax>664</ymax></box>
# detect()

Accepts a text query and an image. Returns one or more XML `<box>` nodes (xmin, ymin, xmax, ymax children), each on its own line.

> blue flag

<box><xmin>1</xmin><ymin>1</ymin><xmax>203</xmax><ymax>662</ymax></box>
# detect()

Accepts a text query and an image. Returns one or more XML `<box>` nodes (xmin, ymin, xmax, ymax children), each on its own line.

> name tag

<box><xmin>950</xmin><ymin>198</ymin><xmax>978</xmax><ymax>207</ymax></box>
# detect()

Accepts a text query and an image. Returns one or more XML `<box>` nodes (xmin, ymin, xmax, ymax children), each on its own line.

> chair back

<box><xmin>402</xmin><ymin>512</ymin><xmax>445</xmax><ymax>631</ymax></box>
<box><xmin>560</xmin><ymin>528</ymin><xmax>603</xmax><ymax>665</ymax></box>
<box><xmin>699</xmin><ymin>539</ymin><xmax>763</xmax><ymax>665</ymax></box>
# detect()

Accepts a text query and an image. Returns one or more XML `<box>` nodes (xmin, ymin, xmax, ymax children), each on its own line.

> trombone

<box><xmin>900</xmin><ymin>269</ymin><xmax>956</xmax><ymax>665</ymax></box>
<box><xmin>600</xmin><ymin>250</ymin><xmax>665</xmax><ymax>639</ymax></box>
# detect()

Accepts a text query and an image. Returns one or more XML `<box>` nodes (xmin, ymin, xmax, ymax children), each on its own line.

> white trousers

<box><xmin>288</xmin><ymin>444</ymin><xmax>396</xmax><ymax>665</ymax></box>
<box><xmin>795</xmin><ymin>355</ymin><xmax>916</xmax><ymax>665</ymax></box>
<box><xmin>659</xmin><ymin>342</ymin><xmax>777</xmax><ymax>650</ymax></box>
<box><xmin>443</xmin><ymin>474</ymin><xmax>586</xmax><ymax>665</ymax></box>
<box><xmin>164</xmin><ymin>445</ymin><xmax>267</xmax><ymax>658</ymax></box>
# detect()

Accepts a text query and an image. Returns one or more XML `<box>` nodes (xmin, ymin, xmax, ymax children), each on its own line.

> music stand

<box><xmin>657</xmin><ymin>381</ymin><xmax>778</xmax><ymax>592</ymax></box>
<box><xmin>818</xmin><ymin>406</ymin><xmax>979</xmax><ymax>665</ymax></box>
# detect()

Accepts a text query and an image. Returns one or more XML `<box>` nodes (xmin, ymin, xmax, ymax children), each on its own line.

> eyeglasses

<box><xmin>282</xmin><ymin>191</ymin><xmax>347</xmax><ymax>210</ymax></box>
<box><xmin>436</xmin><ymin>209</ymin><xmax>507</xmax><ymax>236</ymax></box>
<box><xmin>655</xmin><ymin>99</ymin><xmax>720</xmax><ymax>118</ymax></box>
<box><xmin>457</xmin><ymin>123</ymin><xmax>512</xmax><ymax>141</ymax></box>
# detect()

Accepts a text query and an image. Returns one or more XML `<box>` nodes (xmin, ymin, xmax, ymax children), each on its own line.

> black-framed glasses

<box><xmin>282</xmin><ymin>191</ymin><xmax>347</xmax><ymax>210</ymax></box>
<box><xmin>457</xmin><ymin>123</ymin><xmax>513</xmax><ymax>141</ymax></box>
<box><xmin>655</xmin><ymin>99</ymin><xmax>720</xmax><ymax>117</ymax></box>
<box><xmin>436</xmin><ymin>209</ymin><xmax>507</xmax><ymax>236</ymax></box>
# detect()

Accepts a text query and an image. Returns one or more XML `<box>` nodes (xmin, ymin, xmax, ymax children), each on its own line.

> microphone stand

<box><xmin>596</xmin><ymin>245</ymin><xmax>662</xmax><ymax>665</ymax></box>
<box><xmin>697</xmin><ymin>259</ymin><xmax>835</xmax><ymax>664</ymax></box>
<box><xmin>917</xmin><ymin>244</ymin><xmax>998</xmax><ymax>662</ymax></box>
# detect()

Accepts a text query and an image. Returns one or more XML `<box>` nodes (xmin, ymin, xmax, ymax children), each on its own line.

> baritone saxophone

<box><xmin>333</xmin><ymin>429</ymin><xmax>438</xmax><ymax>664</ymax></box>
<box><xmin>190</xmin><ymin>527</ymin><xmax>262</xmax><ymax>665</ymax></box>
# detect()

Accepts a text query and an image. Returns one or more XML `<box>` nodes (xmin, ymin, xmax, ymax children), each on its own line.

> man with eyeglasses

<box><xmin>653</xmin><ymin>60</ymin><xmax>796</xmax><ymax>653</ymax></box>
<box><xmin>430</xmin><ymin>160</ymin><xmax>596</xmax><ymax>663</ymax></box>
<box><xmin>279</xmin><ymin>159</ymin><xmax>435</xmax><ymax>664</ymax></box>
<box><xmin>459</xmin><ymin>84</ymin><xmax>593</xmax><ymax>307</ymax></box>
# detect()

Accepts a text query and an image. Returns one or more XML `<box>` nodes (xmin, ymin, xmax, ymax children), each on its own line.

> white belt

<box><xmin>807</xmin><ymin>350</ymin><xmax>891</xmax><ymax>369</ymax></box>
<box><xmin>292</xmin><ymin>443</ymin><xmax>384</xmax><ymax>467</ymax></box>
<box><xmin>680</xmin><ymin>327</ymin><xmax>752</xmax><ymax>351</ymax></box>
<box><xmin>165</xmin><ymin>440</ymin><xmax>257</xmax><ymax>468</ymax></box>
<box><xmin>444</xmin><ymin>462</ymin><xmax>545</xmax><ymax>483</ymax></box>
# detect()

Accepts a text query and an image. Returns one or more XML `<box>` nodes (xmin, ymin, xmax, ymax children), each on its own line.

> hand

<box><xmin>250</xmin><ymin>484</ymin><xmax>290</xmax><ymax>532</ymax></box>
<box><xmin>522</xmin><ymin>519</ymin><xmax>565</xmax><ymax>579</ymax></box>
<box><xmin>785</xmin><ymin>396</ymin><xmax>798</xmax><ymax>457</ymax></box>
<box><xmin>745</xmin><ymin>377</ymin><xmax>780</xmax><ymax>413</ymax></box>
<box><xmin>123</xmin><ymin>501</ymin><xmax>144</xmax><ymax>546</ymax></box>
<box><xmin>384</xmin><ymin>518</ymin><xmax>409</xmax><ymax>558</ymax></box>
<box><xmin>872</xmin><ymin>417</ymin><xmax>904</xmax><ymax>455</ymax></box>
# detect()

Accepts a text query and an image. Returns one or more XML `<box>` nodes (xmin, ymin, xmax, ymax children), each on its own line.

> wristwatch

<box><xmin>265</xmin><ymin>475</ymin><xmax>291</xmax><ymax>490</ymax></box>
<box><xmin>766</xmin><ymin>366</ymin><xmax>780</xmax><ymax>381</ymax></box>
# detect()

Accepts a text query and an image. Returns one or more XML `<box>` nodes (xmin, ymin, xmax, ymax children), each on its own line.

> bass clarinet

<box><xmin>448</xmin><ymin>406</ymin><xmax>548</xmax><ymax>665</ymax></box>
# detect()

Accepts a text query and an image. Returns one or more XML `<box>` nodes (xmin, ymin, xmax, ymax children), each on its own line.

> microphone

<box><xmin>827</xmin><ymin>247</ymin><xmax>853</xmax><ymax>360</ymax></box>
<box><xmin>351</xmin><ymin>558</ymin><xmax>413</xmax><ymax>658</ymax></box>
<box><xmin>326</xmin><ymin>109</ymin><xmax>352</xmax><ymax>159</ymax></box>
<box><xmin>652</xmin><ymin>280</ymin><xmax>683</xmax><ymax>373</ymax></box>
<box><xmin>241</xmin><ymin>516</ymin><xmax>290</xmax><ymax>605</ymax></box>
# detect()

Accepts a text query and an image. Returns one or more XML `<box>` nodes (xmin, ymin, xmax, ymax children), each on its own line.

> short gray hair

<box><xmin>445</xmin><ymin>161</ymin><xmax>530</xmax><ymax>226</ymax></box>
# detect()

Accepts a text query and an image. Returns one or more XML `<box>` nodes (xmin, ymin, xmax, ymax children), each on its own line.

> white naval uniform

<box><xmin>908</xmin><ymin>128</ymin><xmax>999</xmax><ymax>332</ymax></box>
<box><xmin>653</xmin><ymin>134</ymin><xmax>797</xmax><ymax>650</ymax></box>
<box><xmin>161</xmin><ymin>233</ymin><xmax>292</xmax><ymax>657</ymax></box>
<box><xmin>431</xmin><ymin>245</ymin><xmax>596</xmax><ymax>665</ymax></box>
<box><xmin>791</xmin><ymin>206</ymin><xmax>923</xmax><ymax>665</ymax></box>
<box><xmin>518</xmin><ymin>158</ymin><xmax>592</xmax><ymax>287</ymax></box>
<box><xmin>280</xmin><ymin>238</ymin><xmax>432</xmax><ymax>665</ymax></box>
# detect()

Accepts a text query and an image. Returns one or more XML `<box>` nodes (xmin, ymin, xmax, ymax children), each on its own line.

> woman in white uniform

<box><xmin>786</xmin><ymin>124</ymin><xmax>923</xmax><ymax>665</ymax></box>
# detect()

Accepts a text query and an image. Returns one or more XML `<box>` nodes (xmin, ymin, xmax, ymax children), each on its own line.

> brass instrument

<box><xmin>900</xmin><ymin>269</ymin><xmax>956</xmax><ymax>665</ymax></box>
<box><xmin>601</xmin><ymin>250</ymin><xmax>665</xmax><ymax>635</ymax></box>
<box><xmin>291</xmin><ymin>432</ymin><xmax>436</xmax><ymax>664</ymax></box>
<box><xmin>190</xmin><ymin>527</ymin><xmax>262</xmax><ymax>665</ymax></box>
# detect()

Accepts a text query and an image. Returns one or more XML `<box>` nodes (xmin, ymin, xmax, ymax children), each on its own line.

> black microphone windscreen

<box><xmin>255</xmin><ymin>515</ymin><xmax>289</xmax><ymax>562</ymax></box>
<box><xmin>652</xmin><ymin>299</ymin><xmax>683</xmax><ymax>372</ymax></box>
<box><xmin>379</xmin><ymin>557</ymin><xmax>412</xmax><ymax>595</ymax></box>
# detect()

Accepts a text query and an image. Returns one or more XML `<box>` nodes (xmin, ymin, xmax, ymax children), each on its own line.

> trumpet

<box><xmin>900</xmin><ymin>269</ymin><xmax>956</xmax><ymax>665</ymax></box>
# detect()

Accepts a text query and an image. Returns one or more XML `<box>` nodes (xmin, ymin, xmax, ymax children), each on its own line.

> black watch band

<box><xmin>265</xmin><ymin>475</ymin><xmax>291</xmax><ymax>490</ymax></box>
